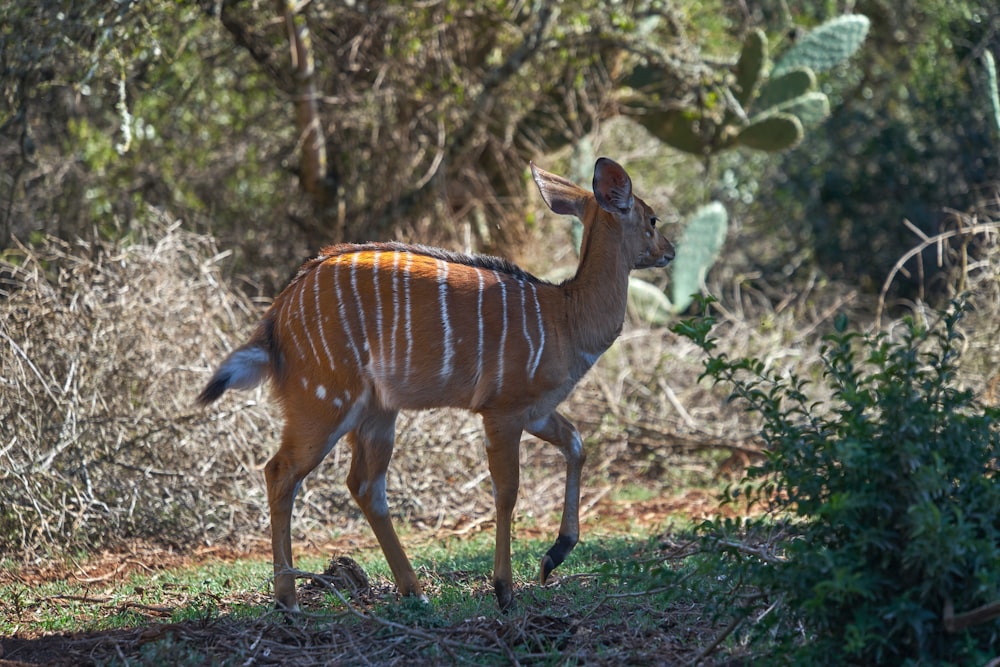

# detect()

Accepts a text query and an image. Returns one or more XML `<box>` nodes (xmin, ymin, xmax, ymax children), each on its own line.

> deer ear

<box><xmin>531</xmin><ymin>162</ymin><xmax>588</xmax><ymax>218</ymax></box>
<box><xmin>593</xmin><ymin>157</ymin><xmax>634</xmax><ymax>214</ymax></box>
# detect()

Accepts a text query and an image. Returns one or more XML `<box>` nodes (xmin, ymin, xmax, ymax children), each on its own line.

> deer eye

<box><xmin>649</xmin><ymin>216</ymin><xmax>659</xmax><ymax>228</ymax></box>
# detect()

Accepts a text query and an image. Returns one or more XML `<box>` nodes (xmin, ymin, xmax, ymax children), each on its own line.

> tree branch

<box><xmin>277</xmin><ymin>0</ymin><xmax>327</xmax><ymax>202</ymax></box>
<box><xmin>943</xmin><ymin>597</ymin><xmax>1000</xmax><ymax>633</ymax></box>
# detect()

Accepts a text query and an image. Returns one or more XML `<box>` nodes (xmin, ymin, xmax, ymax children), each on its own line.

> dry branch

<box><xmin>943</xmin><ymin>597</ymin><xmax>1000</xmax><ymax>633</ymax></box>
<box><xmin>876</xmin><ymin>219</ymin><xmax>1000</xmax><ymax>326</ymax></box>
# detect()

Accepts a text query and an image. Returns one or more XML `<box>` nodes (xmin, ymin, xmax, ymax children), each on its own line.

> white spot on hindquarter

<box><xmin>437</xmin><ymin>260</ymin><xmax>454</xmax><ymax>380</ymax></box>
<box><xmin>493</xmin><ymin>271</ymin><xmax>508</xmax><ymax>393</ymax></box>
<box><xmin>315</xmin><ymin>384</ymin><xmax>326</xmax><ymax>400</ymax></box>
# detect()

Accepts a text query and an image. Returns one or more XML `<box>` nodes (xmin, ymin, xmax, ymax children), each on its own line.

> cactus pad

<box><xmin>772</xmin><ymin>15</ymin><xmax>870</xmax><ymax>77</ymax></box>
<box><xmin>756</xmin><ymin>67</ymin><xmax>816</xmax><ymax>111</ymax></box>
<box><xmin>737</xmin><ymin>113</ymin><xmax>803</xmax><ymax>151</ymax></box>
<box><xmin>774</xmin><ymin>91</ymin><xmax>831</xmax><ymax>127</ymax></box>
<box><xmin>734</xmin><ymin>29</ymin><xmax>768</xmax><ymax>106</ymax></box>
<box><xmin>637</xmin><ymin>109</ymin><xmax>707</xmax><ymax>155</ymax></box>
<box><xmin>671</xmin><ymin>202</ymin><xmax>728</xmax><ymax>313</ymax></box>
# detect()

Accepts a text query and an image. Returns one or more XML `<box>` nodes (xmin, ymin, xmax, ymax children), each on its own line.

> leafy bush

<box><xmin>674</xmin><ymin>299</ymin><xmax>1000</xmax><ymax>664</ymax></box>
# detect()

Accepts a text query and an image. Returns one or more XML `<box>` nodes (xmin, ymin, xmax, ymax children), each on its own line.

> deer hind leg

<box><xmin>345</xmin><ymin>409</ymin><xmax>423</xmax><ymax>600</ymax></box>
<box><xmin>482</xmin><ymin>415</ymin><xmax>524</xmax><ymax>610</ymax></box>
<box><xmin>266</xmin><ymin>410</ymin><xmax>358</xmax><ymax>613</ymax></box>
<box><xmin>526</xmin><ymin>411</ymin><xmax>586</xmax><ymax>584</ymax></box>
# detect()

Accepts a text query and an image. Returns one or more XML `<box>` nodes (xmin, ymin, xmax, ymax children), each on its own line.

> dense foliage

<box><xmin>676</xmin><ymin>300</ymin><xmax>1000</xmax><ymax>664</ymax></box>
<box><xmin>3</xmin><ymin>1</ymin><xmax>997</xmax><ymax>298</ymax></box>
<box><xmin>738</xmin><ymin>0</ymin><xmax>1000</xmax><ymax>300</ymax></box>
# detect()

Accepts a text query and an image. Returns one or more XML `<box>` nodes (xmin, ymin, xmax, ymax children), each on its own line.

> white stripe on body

<box><xmin>297</xmin><ymin>268</ymin><xmax>323</xmax><ymax>368</ymax></box>
<box><xmin>372</xmin><ymin>252</ymin><xmax>384</xmax><ymax>377</ymax></box>
<box><xmin>403</xmin><ymin>253</ymin><xmax>414</xmax><ymax>383</ymax></box>
<box><xmin>518</xmin><ymin>280</ymin><xmax>536</xmax><ymax>380</ymax></box>
<box><xmin>313</xmin><ymin>264</ymin><xmax>337</xmax><ymax>371</ymax></box>
<box><xmin>476</xmin><ymin>269</ymin><xmax>485</xmax><ymax>383</ymax></box>
<box><xmin>528</xmin><ymin>281</ymin><xmax>545</xmax><ymax>378</ymax></box>
<box><xmin>437</xmin><ymin>260</ymin><xmax>454</xmax><ymax>380</ymax></box>
<box><xmin>334</xmin><ymin>258</ymin><xmax>363</xmax><ymax>368</ymax></box>
<box><xmin>390</xmin><ymin>251</ymin><xmax>402</xmax><ymax>378</ymax></box>
<box><xmin>493</xmin><ymin>271</ymin><xmax>508</xmax><ymax>394</ymax></box>
<box><xmin>279</xmin><ymin>286</ymin><xmax>307</xmax><ymax>362</ymax></box>
<box><xmin>350</xmin><ymin>254</ymin><xmax>371</xmax><ymax>356</ymax></box>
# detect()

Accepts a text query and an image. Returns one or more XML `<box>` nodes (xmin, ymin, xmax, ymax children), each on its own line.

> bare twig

<box><xmin>876</xmin><ymin>220</ymin><xmax>1000</xmax><ymax>327</ymax></box>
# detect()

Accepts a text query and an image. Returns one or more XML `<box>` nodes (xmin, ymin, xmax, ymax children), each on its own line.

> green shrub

<box><xmin>674</xmin><ymin>299</ymin><xmax>1000</xmax><ymax>665</ymax></box>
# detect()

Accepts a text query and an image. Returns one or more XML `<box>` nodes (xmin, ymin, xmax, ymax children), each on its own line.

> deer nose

<box><xmin>656</xmin><ymin>240</ymin><xmax>675</xmax><ymax>267</ymax></box>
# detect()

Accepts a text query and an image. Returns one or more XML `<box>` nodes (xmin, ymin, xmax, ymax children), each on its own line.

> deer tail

<box><xmin>196</xmin><ymin>315</ymin><xmax>282</xmax><ymax>406</ymax></box>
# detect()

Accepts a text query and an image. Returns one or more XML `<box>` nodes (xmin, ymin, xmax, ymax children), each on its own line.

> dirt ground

<box><xmin>0</xmin><ymin>488</ymin><xmax>738</xmax><ymax>666</ymax></box>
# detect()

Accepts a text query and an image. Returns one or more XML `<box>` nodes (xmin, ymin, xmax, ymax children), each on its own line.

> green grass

<box><xmin>0</xmin><ymin>524</ymin><xmax>744</xmax><ymax>665</ymax></box>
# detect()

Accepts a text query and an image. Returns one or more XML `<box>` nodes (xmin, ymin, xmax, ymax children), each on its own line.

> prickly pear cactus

<box><xmin>734</xmin><ymin>29</ymin><xmax>768</xmax><ymax>105</ymax></box>
<box><xmin>613</xmin><ymin>13</ymin><xmax>869</xmax><ymax>319</ymax></box>
<box><xmin>771</xmin><ymin>15</ymin><xmax>871</xmax><ymax>77</ymax></box>
<box><xmin>671</xmin><ymin>202</ymin><xmax>728</xmax><ymax>313</ymax></box>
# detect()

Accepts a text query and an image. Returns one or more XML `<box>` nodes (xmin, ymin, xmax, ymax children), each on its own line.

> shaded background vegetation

<box><xmin>3</xmin><ymin>0</ymin><xmax>996</xmax><ymax>295</ymax></box>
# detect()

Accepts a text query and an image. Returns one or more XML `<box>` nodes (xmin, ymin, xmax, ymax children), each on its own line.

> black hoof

<box><xmin>494</xmin><ymin>578</ymin><xmax>514</xmax><ymax>610</ymax></box>
<box><xmin>540</xmin><ymin>534</ymin><xmax>578</xmax><ymax>583</ymax></box>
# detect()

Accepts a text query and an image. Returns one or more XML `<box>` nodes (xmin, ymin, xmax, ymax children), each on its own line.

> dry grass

<box><xmin>1</xmin><ymin>216</ymin><xmax>277</xmax><ymax>560</ymax></box>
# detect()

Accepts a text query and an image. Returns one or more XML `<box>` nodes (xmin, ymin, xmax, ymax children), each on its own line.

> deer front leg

<box><xmin>482</xmin><ymin>416</ymin><xmax>523</xmax><ymax>610</ymax></box>
<box><xmin>526</xmin><ymin>412</ymin><xmax>586</xmax><ymax>584</ymax></box>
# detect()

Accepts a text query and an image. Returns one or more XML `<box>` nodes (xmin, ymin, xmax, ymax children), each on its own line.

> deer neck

<box><xmin>564</xmin><ymin>219</ymin><xmax>630</xmax><ymax>355</ymax></box>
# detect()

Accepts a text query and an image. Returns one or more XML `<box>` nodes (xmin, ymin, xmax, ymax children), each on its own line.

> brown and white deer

<box><xmin>197</xmin><ymin>158</ymin><xmax>674</xmax><ymax>610</ymax></box>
